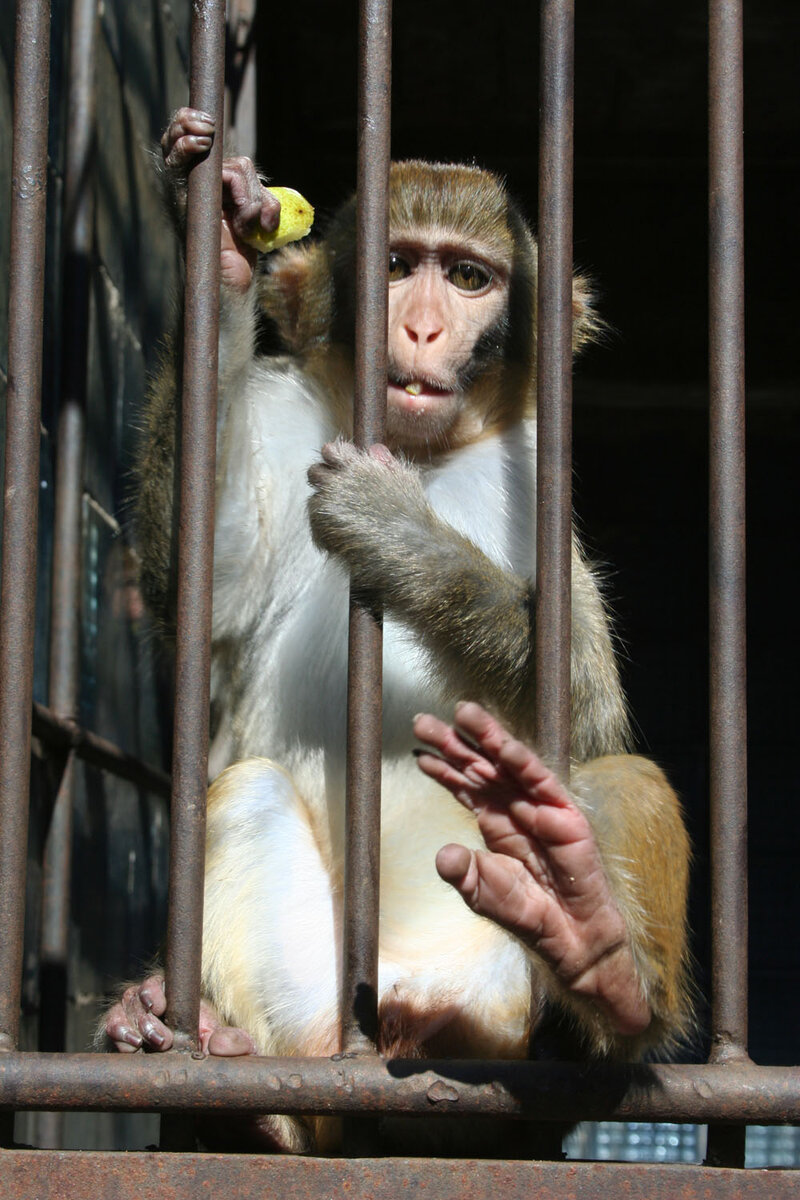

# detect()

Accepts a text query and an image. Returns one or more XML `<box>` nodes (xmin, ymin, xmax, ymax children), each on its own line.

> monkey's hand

<box><xmin>307</xmin><ymin>440</ymin><xmax>433</xmax><ymax>590</ymax></box>
<box><xmin>413</xmin><ymin>703</ymin><xmax>652</xmax><ymax>1039</ymax></box>
<box><xmin>102</xmin><ymin>974</ymin><xmax>256</xmax><ymax>1056</ymax></box>
<box><xmin>161</xmin><ymin>107</ymin><xmax>281</xmax><ymax>292</ymax></box>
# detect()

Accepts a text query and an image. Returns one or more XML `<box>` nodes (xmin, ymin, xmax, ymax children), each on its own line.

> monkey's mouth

<box><xmin>387</xmin><ymin>376</ymin><xmax>455</xmax><ymax>409</ymax></box>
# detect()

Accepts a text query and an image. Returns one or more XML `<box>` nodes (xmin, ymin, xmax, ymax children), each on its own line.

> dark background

<box><xmin>256</xmin><ymin>1</ymin><xmax>800</xmax><ymax>1064</ymax></box>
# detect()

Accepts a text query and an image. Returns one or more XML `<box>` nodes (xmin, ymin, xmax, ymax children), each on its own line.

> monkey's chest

<box><xmin>259</xmin><ymin>558</ymin><xmax>448</xmax><ymax>761</ymax></box>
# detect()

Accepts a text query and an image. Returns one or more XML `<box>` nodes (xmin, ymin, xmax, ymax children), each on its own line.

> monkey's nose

<box><xmin>403</xmin><ymin>323</ymin><xmax>442</xmax><ymax>344</ymax></box>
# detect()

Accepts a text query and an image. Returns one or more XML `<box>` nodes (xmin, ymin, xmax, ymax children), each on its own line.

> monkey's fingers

<box><xmin>105</xmin><ymin>976</ymin><xmax>173</xmax><ymax>1053</ymax></box>
<box><xmin>221</xmin><ymin>157</ymin><xmax>281</xmax><ymax>247</ymax></box>
<box><xmin>453</xmin><ymin>702</ymin><xmax>577</xmax><ymax>811</ymax></box>
<box><xmin>413</xmin><ymin>711</ymin><xmax>501</xmax><ymax>782</ymax></box>
<box><xmin>161</xmin><ymin>107</ymin><xmax>215</xmax><ymax>169</ymax></box>
<box><xmin>414</xmin><ymin>749</ymin><xmax>488</xmax><ymax>811</ymax></box>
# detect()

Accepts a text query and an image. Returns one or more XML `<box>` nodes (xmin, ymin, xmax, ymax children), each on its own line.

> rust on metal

<box><xmin>706</xmin><ymin>1</ymin><xmax>749</xmax><ymax>1166</ymax></box>
<box><xmin>31</xmin><ymin>703</ymin><xmax>171</xmax><ymax>798</ymax></box>
<box><xmin>535</xmin><ymin>0</ymin><xmax>575</xmax><ymax>779</ymax></box>
<box><xmin>40</xmin><ymin>0</ymin><xmax>99</xmax><ymax>1085</ymax></box>
<box><xmin>0</xmin><ymin>1152</ymin><xmax>798</xmax><ymax>1200</ymax></box>
<box><xmin>340</xmin><ymin>0</ymin><xmax>393</xmax><ymax>1059</ymax></box>
<box><xmin>0</xmin><ymin>1054</ymin><xmax>799</xmax><ymax>1124</ymax></box>
<box><xmin>0</xmin><ymin>0</ymin><xmax>52</xmax><ymax>1052</ymax></box>
<box><xmin>708</xmin><ymin>0</ymin><xmax>748</xmax><ymax>1064</ymax></box>
<box><xmin>163</xmin><ymin>0</ymin><xmax>227</xmax><ymax>1051</ymax></box>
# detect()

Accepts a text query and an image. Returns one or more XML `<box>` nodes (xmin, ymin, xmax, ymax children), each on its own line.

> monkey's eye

<box><xmin>388</xmin><ymin>252</ymin><xmax>412</xmax><ymax>282</ymax></box>
<box><xmin>448</xmin><ymin>261</ymin><xmax>492</xmax><ymax>293</ymax></box>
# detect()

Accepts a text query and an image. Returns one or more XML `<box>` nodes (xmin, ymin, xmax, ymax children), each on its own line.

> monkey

<box><xmin>104</xmin><ymin>108</ymin><xmax>691</xmax><ymax>1153</ymax></box>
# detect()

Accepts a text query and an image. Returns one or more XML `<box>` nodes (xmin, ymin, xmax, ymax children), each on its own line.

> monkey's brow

<box><xmin>390</xmin><ymin>232</ymin><xmax>512</xmax><ymax>274</ymax></box>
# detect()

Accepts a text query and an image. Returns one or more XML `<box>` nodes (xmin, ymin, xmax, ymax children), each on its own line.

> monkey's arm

<box><xmin>134</xmin><ymin>111</ymin><xmax>282</xmax><ymax>631</ymax></box>
<box><xmin>413</xmin><ymin>703</ymin><xmax>691</xmax><ymax>1058</ymax></box>
<box><xmin>308</xmin><ymin>441</ymin><xmax>629</xmax><ymax>756</ymax></box>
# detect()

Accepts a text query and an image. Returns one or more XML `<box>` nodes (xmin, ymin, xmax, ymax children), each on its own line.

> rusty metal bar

<box><xmin>341</xmin><ymin>0</ymin><xmax>392</xmax><ymax>1059</ymax></box>
<box><xmin>706</xmin><ymin>0</ymin><xmax>748</xmax><ymax>1170</ymax></box>
<box><xmin>32</xmin><ymin>703</ymin><xmax>171</xmax><ymax>798</ymax></box>
<box><xmin>38</xmin><ymin>0</ymin><xmax>99</xmax><ymax>1110</ymax></box>
<box><xmin>163</xmin><ymin>0</ymin><xmax>226</xmax><ymax>1052</ymax></box>
<box><xmin>0</xmin><ymin>0</ymin><xmax>52</xmax><ymax>1054</ymax></box>
<box><xmin>535</xmin><ymin>0</ymin><xmax>574</xmax><ymax>777</ymax></box>
<box><xmin>0</xmin><ymin>1055</ymin><xmax>799</xmax><ymax>1123</ymax></box>
<box><xmin>1</xmin><ymin>1153</ymin><xmax>798</xmax><ymax>1200</ymax></box>
<box><xmin>708</xmin><ymin>0</ymin><xmax>747</xmax><ymax>1061</ymax></box>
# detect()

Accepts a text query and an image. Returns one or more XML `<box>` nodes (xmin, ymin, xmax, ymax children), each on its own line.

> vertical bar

<box><xmin>535</xmin><ymin>0</ymin><xmax>574</xmax><ymax>779</ymax></box>
<box><xmin>0</xmin><ymin>0</ymin><xmax>52</xmax><ymax>1057</ymax></box>
<box><xmin>706</xmin><ymin>0</ymin><xmax>747</xmax><ymax>1168</ymax></box>
<box><xmin>40</xmin><ymin>0</ymin><xmax>98</xmax><ymax>1050</ymax></box>
<box><xmin>163</xmin><ymin>0</ymin><xmax>226</xmax><ymax>1053</ymax></box>
<box><xmin>708</xmin><ymin>0</ymin><xmax>747</xmax><ymax>1062</ymax></box>
<box><xmin>340</xmin><ymin>0</ymin><xmax>392</xmax><ymax>1060</ymax></box>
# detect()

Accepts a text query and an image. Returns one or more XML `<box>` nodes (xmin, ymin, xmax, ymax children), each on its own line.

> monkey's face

<box><xmin>385</xmin><ymin>232</ymin><xmax>511</xmax><ymax>452</ymax></box>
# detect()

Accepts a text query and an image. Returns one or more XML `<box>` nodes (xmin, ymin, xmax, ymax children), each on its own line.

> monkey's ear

<box><xmin>572</xmin><ymin>272</ymin><xmax>605</xmax><ymax>355</ymax></box>
<box><xmin>256</xmin><ymin>242</ymin><xmax>332</xmax><ymax>354</ymax></box>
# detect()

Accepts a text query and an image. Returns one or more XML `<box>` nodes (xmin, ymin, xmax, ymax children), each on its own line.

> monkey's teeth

<box><xmin>405</xmin><ymin>382</ymin><xmax>423</xmax><ymax>395</ymax></box>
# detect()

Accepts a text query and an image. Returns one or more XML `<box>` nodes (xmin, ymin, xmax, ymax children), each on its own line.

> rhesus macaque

<box><xmin>105</xmin><ymin>109</ymin><xmax>691</xmax><ymax>1153</ymax></box>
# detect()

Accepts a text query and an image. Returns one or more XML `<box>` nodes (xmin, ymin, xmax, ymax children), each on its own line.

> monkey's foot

<box><xmin>413</xmin><ymin>702</ymin><xmax>652</xmax><ymax>1037</ymax></box>
<box><xmin>103</xmin><ymin>974</ymin><xmax>256</xmax><ymax>1055</ymax></box>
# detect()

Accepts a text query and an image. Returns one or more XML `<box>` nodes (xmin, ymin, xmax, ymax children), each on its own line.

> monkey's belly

<box><xmin>202</xmin><ymin>758</ymin><xmax>533</xmax><ymax>1060</ymax></box>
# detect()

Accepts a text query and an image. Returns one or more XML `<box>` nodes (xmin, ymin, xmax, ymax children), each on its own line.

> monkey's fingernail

<box><xmin>142</xmin><ymin>1022</ymin><xmax>165</xmax><ymax>1047</ymax></box>
<box><xmin>122</xmin><ymin>1028</ymin><xmax>143</xmax><ymax>1048</ymax></box>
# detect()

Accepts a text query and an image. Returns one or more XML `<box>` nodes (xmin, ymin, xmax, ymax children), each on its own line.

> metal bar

<box><xmin>32</xmin><ymin>703</ymin><xmax>171</xmax><ymax>798</ymax></box>
<box><xmin>0</xmin><ymin>0</ymin><xmax>52</xmax><ymax>1053</ymax></box>
<box><xmin>163</xmin><ymin>0</ymin><xmax>227</xmax><ymax>1052</ymax></box>
<box><xmin>708</xmin><ymin>0</ymin><xmax>747</xmax><ymax>1062</ymax></box>
<box><xmin>0</xmin><ymin>1055</ymin><xmax>799</xmax><ymax>1123</ymax></box>
<box><xmin>340</xmin><ymin>0</ymin><xmax>392</xmax><ymax>1059</ymax></box>
<box><xmin>39</xmin><ymin>0</ymin><xmax>99</xmax><ymax>1094</ymax></box>
<box><xmin>535</xmin><ymin>0</ymin><xmax>574</xmax><ymax>777</ymax></box>
<box><xmin>706</xmin><ymin>0</ymin><xmax>748</xmax><ymax>1166</ymax></box>
<box><xmin>0</xmin><ymin>1153</ymin><xmax>799</xmax><ymax>1200</ymax></box>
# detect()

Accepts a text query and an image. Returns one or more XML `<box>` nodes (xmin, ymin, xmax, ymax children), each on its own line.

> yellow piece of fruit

<box><xmin>246</xmin><ymin>186</ymin><xmax>315</xmax><ymax>253</ymax></box>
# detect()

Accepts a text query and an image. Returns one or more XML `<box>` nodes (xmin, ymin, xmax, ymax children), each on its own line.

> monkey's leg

<box><xmin>201</xmin><ymin>758</ymin><xmax>343</xmax><ymax>1151</ymax></box>
<box><xmin>570</xmin><ymin>751</ymin><xmax>692</xmax><ymax>1056</ymax></box>
<box><xmin>203</xmin><ymin>757</ymin><xmax>340</xmax><ymax>1056</ymax></box>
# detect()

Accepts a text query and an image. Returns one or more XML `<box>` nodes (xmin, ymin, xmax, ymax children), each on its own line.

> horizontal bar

<box><xmin>32</xmin><ymin>703</ymin><xmax>171</xmax><ymax>798</ymax></box>
<box><xmin>0</xmin><ymin>1152</ymin><xmax>798</xmax><ymax>1200</ymax></box>
<box><xmin>0</xmin><ymin>1055</ymin><xmax>798</xmax><ymax>1124</ymax></box>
